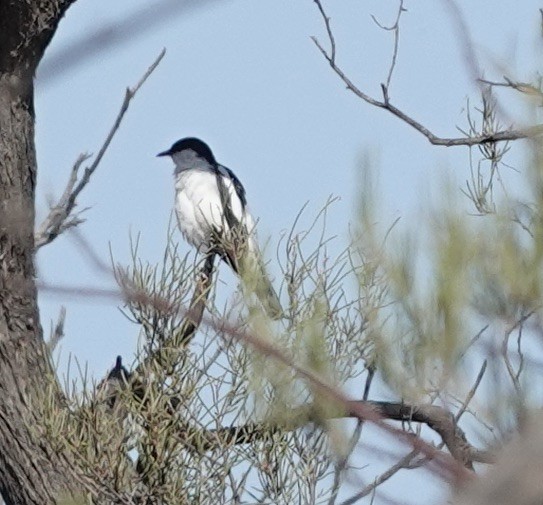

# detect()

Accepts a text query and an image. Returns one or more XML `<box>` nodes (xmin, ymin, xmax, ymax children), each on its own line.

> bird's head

<box><xmin>157</xmin><ymin>137</ymin><xmax>216</xmax><ymax>167</ymax></box>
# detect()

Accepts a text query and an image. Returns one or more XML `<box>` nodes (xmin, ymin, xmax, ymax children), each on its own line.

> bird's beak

<box><xmin>156</xmin><ymin>150</ymin><xmax>170</xmax><ymax>157</ymax></box>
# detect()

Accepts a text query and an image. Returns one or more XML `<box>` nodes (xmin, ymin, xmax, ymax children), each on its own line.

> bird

<box><xmin>157</xmin><ymin>137</ymin><xmax>283</xmax><ymax>319</ymax></box>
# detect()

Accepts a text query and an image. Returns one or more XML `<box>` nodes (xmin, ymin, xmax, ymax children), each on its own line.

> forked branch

<box><xmin>35</xmin><ymin>49</ymin><xmax>166</xmax><ymax>249</ymax></box>
<box><xmin>311</xmin><ymin>0</ymin><xmax>543</xmax><ymax>147</ymax></box>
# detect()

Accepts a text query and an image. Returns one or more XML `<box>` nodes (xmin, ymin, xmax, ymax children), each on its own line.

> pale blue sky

<box><xmin>34</xmin><ymin>0</ymin><xmax>541</xmax><ymax>502</ymax></box>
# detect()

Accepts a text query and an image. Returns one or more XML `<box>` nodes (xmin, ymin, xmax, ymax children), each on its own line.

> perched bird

<box><xmin>157</xmin><ymin>137</ymin><xmax>283</xmax><ymax>319</ymax></box>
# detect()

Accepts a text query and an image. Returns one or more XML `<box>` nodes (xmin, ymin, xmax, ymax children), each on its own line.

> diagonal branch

<box><xmin>311</xmin><ymin>2</ymin><xmax>543</xmax><ymax>147</ymax></box>
<box><xmin>50</xmin><ymin>249</ymin><xmax>489</xmax><ymax>473</ymax></box>
<box><xmin>133</xmin><ymin>252</ymin><xmax>217</xmax><ymax>378</ymax></box>
<box><xmin>96</xmin><ymin>253</ymin><xmax>217</xmax><ymax>421</ymax></box>
<box><xmin>313</xmin><ymin>0</ymin><xmax>336</xmax><ymax>62</ymax></box>
<box><xmin>106</xmin><ymin>252</ymin><xmax>217</xmax><ymax>410</ymax></box>
<box><xmin>201</xmin><ymin>314</ymin><xmax>496</xmax><ymax>477</ymax></box>
<box><xmin>49</xmin><ymin>272</ymin><xmax>490</xmax><ymax>472</ymax></box>
<box><xmin>360</xmin><ymin>401</ymin><xmax>487</xmax><ymax>466</ymax></box>
<box><xmin>340</xmin><ymin>449</ymin><xmax>420</xmax><ymax>505</ymax></box>
<box><xmin>35</xmin><ymin>48</ymin><xmax>166</xmax><ymax>249</ymax></box>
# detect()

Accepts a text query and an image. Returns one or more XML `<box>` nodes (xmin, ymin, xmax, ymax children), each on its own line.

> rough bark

<box><xmin>0</xmin><ymin>1</ymin><xmax>83</xmax><ymax>503</ymax></box>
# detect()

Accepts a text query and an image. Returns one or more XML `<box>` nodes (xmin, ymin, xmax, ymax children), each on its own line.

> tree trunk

<box><xmin>0</xmin><ymin>1</ymin><xmax>85</xmax><ymax>503</ymax></box>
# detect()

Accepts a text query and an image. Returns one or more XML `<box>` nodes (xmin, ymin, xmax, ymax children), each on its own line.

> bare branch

<box><xmin>47</xmin><ymin>306</ymin><xmax>67</xmax><ymax>352</ymax></box>
<box><xmin>313</xmin><ymin>0</ymin><xmax>336</xmax><ymax>62</ymax></box>
<box><xmin>371</xmin><ymin>0</ymin><xmax>405</xmax><ymax>91</ymax></box>
<box><xmin>328</xmin><ymin>368</ymin><xmax>375</xmax><ymax>505</ymax></box>
<box><xmin>340</xmin><ymin>449</ymin><xmax>419</xmax><ymax>505</ymax></box>
<box><xmin>479</xmin><ymin>76</ymin><xmax>543</xmax><ymax>99</ymax></box>
<box><xmin>35</xmin><ymin>49</ymin><xmax>166</xmax><ymax>249</ymax></box>
<box><xmin>362</xmin><ymin>401</ymin><xmax>485</xmax><ymax>468</ymax></box>
<box><xmin>311</xmin><ymin>4</ymin><xmax>543</xmax><ymax>147</ymax></box>
<box><xmin>35</xmin><ymin>153</ymin><xmax>91</xmax><ymax>249</ymax></box>
<box><xmin>455</xmin><ymin>360</ymin><xmax>487</xmax><ymax>423</ymax></box>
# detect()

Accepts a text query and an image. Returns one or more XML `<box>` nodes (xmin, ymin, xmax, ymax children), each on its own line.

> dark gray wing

<box><xmin>217</xmin><ymin>164</ymin><xmax>247</xmax><ymax>208</ymax></box>
<box><xmin>213</xmin><ymin>166</ymin><xmax>283</xmax><ymax>318</ymax></box>
<box><xmin>212</xmin><ymin>164</ymin><xmax>249</xmax><ymax>272</ymax></box>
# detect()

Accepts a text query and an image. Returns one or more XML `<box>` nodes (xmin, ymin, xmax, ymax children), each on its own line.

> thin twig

<box><xmin>455</xmin><ymin>360</ymin><xmax>487</xmax><ymax>423</ymax></box>
<box><xmin>39</xmin><ymin>275</ymin><xmax>489</xmax><ymax>471</ymax></box>
<box><xmin>371</xmin><ymin>0</ymin><xmax>405</xmax><ymax>92</ymax></box>
<box><xmin>340</xmin><ymin>449</ymin><xmax>419</xmax><ymax>505</ymax></box>
<box><xmin>47</xmin><ymin>306</ymin><xmax>67</xmax><ymax>351</ymax></box>
<box><xmin>328</xmin><ymin>367</ymin><xmax>375</xmax><ymax>505</ymax></box>
<box><xmin>479</xmin><ymin>77</ymin><xmax>543</xmax><ymax>98</ymax></box>
<box><xmin>311</xmin><ymin>4</ymin><xmax>543</xmax><ymax>147</ymax></box>
<box><xmin>35</xmin><ymin>49</ymin><xmax>166</xmax><ymax>249</ymax></box>
<box><xmin>313</xmin><ymin>0</ymin><xmax>336</xmax><ymax>62</ymax></box>
<box><xmin>35</xmin><ymin>154</ymin><xmax>90</xmax><ymax>248</ymax></box>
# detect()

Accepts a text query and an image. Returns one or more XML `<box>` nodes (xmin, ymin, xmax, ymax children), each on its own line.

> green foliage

<box><xmin>41</xmin><ymin>201</ymin><xmax>377</xmax><ymax>503</ymax></box>
<box><xmin>355</xmin><ymin>96</ymin><xmax>543</xmax><ymax>432</ymax></box>
<box><xmin>41</xmin><ymin>90</ymin><xmax>543</xmax><ymax>504</ymax></box>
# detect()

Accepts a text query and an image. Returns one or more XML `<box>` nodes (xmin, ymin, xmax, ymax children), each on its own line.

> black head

<box><xmin>157</xmin><ymin>137</ymin><xmax>216</xmax><ymax>165</ymax></box>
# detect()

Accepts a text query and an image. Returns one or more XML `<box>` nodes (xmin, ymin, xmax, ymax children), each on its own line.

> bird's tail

<box><xmin>217</xmin><ymin>229</ymin><xmax>283</xmax><ymax>320</ymax></box>
<box><xmin>240</xmin><ymin>251</ymin><xmax>283</xmax><ymax>320</ymax></box>
<box><xmin>253</xmin><ymin>259</ymin><xmax>283</xmax><ymax>320</ymax></box>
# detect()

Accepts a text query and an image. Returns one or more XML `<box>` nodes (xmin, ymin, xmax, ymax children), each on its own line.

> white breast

<box><xmin>174</xmin><ymin>168</ymin><xmax>256</xmax><ymax>252</ymax></box>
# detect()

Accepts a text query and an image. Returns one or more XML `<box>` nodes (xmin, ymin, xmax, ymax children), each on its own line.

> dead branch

<box><xmin>47</xmin><ymin>305</ymin><xmax>66</xmax><ymax>351</ymax></box>
<box><xmin>359</xmin><ymin>401</ymin><xmax>489</xmax><ymax>467</ymax></box>
<box><xmin>370</xmin><ymin>0</ymin><xmax>405</xmax><ymax>92</ymax></box>
<box><xmin>311</xmin><ymin>1</ymin><xmax>543</xmax><ymax>147</ymax></box>
<box><xmin>35</xmin><ymin>49</ymin><xmax>165</xmax><ymax>249</ymax></box>
<box><xmin>340</xmin><ymin>449</ymin><xmax>419</xmax><ymax>505</ymax></box>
